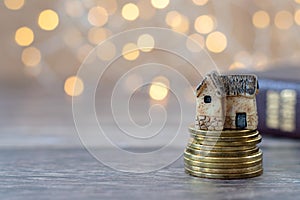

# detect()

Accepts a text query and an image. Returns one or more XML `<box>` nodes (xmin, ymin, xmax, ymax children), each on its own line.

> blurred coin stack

<box><xmin>184</xmin><ymin>126</ymin><xmax>263</xmax><ymax>179</ymax></box>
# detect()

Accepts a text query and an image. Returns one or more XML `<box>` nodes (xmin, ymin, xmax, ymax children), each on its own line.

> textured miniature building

<box><xmin>195</xmin><ymin>71</ymin><xmax>259</xmax><ymax>131</ymax></box>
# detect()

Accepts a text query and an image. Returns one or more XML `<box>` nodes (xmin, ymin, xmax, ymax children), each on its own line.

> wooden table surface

<box><xmin>1</xmin><ymin>89</ymin><xmax>300</xmax><ymax>199</ymax></box>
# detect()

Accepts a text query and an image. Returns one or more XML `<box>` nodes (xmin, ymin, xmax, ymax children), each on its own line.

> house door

<box><xmin>236</xmin><ymin>113</ymin><xmax>247</xmax><ymax>129</ymax></box>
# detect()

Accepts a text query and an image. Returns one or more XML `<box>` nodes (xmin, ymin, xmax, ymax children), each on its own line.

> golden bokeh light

<box><xmin>206</xmin><ymin>31</ymin><xmax>227</xmax><ymax>53</ymax></box>
<box><xmin>97</xmin><ymin>41</ymin><xmax>116</xmax><ymax>61</ymax></box>
<box><xmin>21</xmin><ymin>47</ymin><xmax>41</xmax><ymax>67</ymax></box>
<box><xmin>186</xmin><ymin>33</ymin><xmax>205</xmax><ymax>52</ymax></box>
<box><xmin>229</xmin><ymin>62</ymin><xmax>246</xmax><ymax>70</ymax></box>
<box><xmin>192</xmin><ymin>0</ymin><xmax>209</xmax><ymax>6</ymax></box>
<box><xmin>122</xmin><ymin>3</ymin><xmax>139</xmax><ymax>21</ymax></box>
<box><xmin>194</xmin><ymin>15</ymin><xmax>215</xmax><ymax>34</ymax></box>
<box><xmin>88</xmin><ymin>27</ymin><xmax>111</xmax><ymax>45</ymax></box>
<box><xmin>88</xmin><ymin>6</ymin><xmax>108</xmax><ymax>27</ymax></box>
<box><xmin>122</xmin><ymin>43</ymin><xmax>140</xmax><ymax>61</ymax></box>
<box><xmin>294</xmin><ymin>10</ymin><xmax>300</xmax><ymax>25</ymax></box>
<box><xmin>252</xmin><ymin>10</ymin><xmax>270</xmax><ymax>29</ymax></box>
<box><xmin>151</xmin><ymin>0</ymin><xmax>169</xmax><ymax>9</ymax></box>
<box><xmin>4</xmin><ymin>0</ymin><xmax>25</xmax><ymax>10</ymax></box>
<box><xmin>64</xmin><ymin>76</ymin><xmax>84</xmax><ymax>97</ymax></box>
<box><xmin>15</xmin><ymin>26</ymin><xmax>34</xmax><ymax>46</ymax></box>
<box><xmin>275</xmin><ymin>10</ymin><xmax>293</xmax><ymax>30</ymax></box>
<box><xmin>137</xmin><ymin>34</ymin><xmax>155</xmax><ymax>52</ymax></box>
<box><xmin>38</xmin><ymin>9</ymin><xmax>59</xmax><ymax>31</ymax></box>
<box><xmin>152</xmin><ymin>76</ymin><xmax>170</xmax><ymax>87</ymax></box>
<box><xmin>166</xmin><ymin>11</ymin><xmax>182</xmax><ymax>27</ymax></box>
<box><xmin>295</xmin><ymin>0</ymin><xmax>300</xmax><ymax>4</ymax></box>
<box><xmin>149</xmin><ymin>82</ymin><xmax>168</xmax><ymax>101</ymax></box>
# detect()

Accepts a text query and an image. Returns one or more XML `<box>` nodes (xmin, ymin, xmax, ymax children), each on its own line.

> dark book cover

<box><xmin>256</xmin><ymin>66</ymin><xmax>300</xmax><ymax>138</ymax></box>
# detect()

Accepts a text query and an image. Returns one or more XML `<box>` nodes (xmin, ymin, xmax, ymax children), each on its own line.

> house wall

<box><xmin>224</xmin><ymin>96</ymin><xmax>258</xmax><ymax>130</ymax></box>
<box><xmin>195</xmin><ymin>83</ymin><xmax>224</xmax><ymax>131</ymax></box>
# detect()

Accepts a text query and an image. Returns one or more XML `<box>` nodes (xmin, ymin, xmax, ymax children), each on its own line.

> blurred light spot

<box><xmin>124</xmin><ymin>74</ymin><xmax>143</xmax><ymax>92</ymax></box>
<box><xmin>21</xmin><ymin>47</ymin><xmax>41</xmax><ymax>67</ymax></box>
<box><xmin>151</xmin><ymin>0</ymin><xmax>169</xmax><ymax>9</ymax></box>
<box><xmin>275</xmin><ymin>10</ymin><xmax>293</xmax><ymax>30</ymax></box>
<box><xmin>166</xmin><ymin>11</ymin><xmax>182</xmax><ymax>27</ymax></box>
<box><xmin>4</xmin><ymin>0</ymin><xmax>24</xmax><ymax>10</ymax></box>
<box><xmin>192</xmin><ymin>0</ymin><xmax>208</xmax><ymax>6</ymax></box>
<box><xmin>152</xmin><ymin>76</ymin><xmax>170</xmax><ymax>87</ymax></box>
<box><xmin>137</xmin><ymin>0</ymin><xmax>156</xmax><ymax>20</ymax></box>
<box><xmin>186</xmin><ymin>33</ymin><xmax>205</xmax><ymax>52</ymax></box>
<box><xmin>165</xmin><ymin>11</ymin><xmax>189</xmax><ymax>33</ymax></box>
<box><xmin>149</xmin><ymin>82</ymin><xmax>168</xmax><ymax>101</ymax></box>
<box><xmin>77</xmin><ymin>44</ymin><xmax>93</xmax><ymax>63</ymax></box>
<box><xmin>206</xmin><ymin>31</ymin><xmax>227</xmax><ymax>53</ymax></box>
<box><xmin>295</xmin><ymin>0</ymin><xmax>300</xmax><ymax>4</ymax></box>
<box><xmin>88</xmin><ymin>27</ymin><xmax>111</xmax><ymax>45</ymax></box>
<box><xmin>97</xmin><ymin>41</ymin><xmax>116</xmax><ymax>61</ymax></box>
<box><xmin>229</xmin><ymin>62</ymin><xmax>246</xmax><ymax>70</ymax></box>
<box><xmin>63</xmin><ymin>27</ymin><xmax>83</xmax><ymax>47</ymax></box>
<box><xmin>88</xmin><ymin>7</ymin><xmax>108</xmax><ymax>27</ymax></box>
<box><xmin>194</xmin><ymin>15</ymin><xmax>215</xmax><ymax>34</ymax></box>
<box><xmin>15</xmin><ymin>27</ymin><xmax>34</xmax><ymax>46</ymax></box>
<box><xmin>38</xmin><ymin>9</ymin><xmax>59</xmax><ymax>31</ymax></box>
<box><xmin>98</xmin><ymin>0</ymin><xmax>117</xmax><ymax>15</ymax></box>
<box><xmin>294</xmin><ymin>9</ymin><xmax>300</xmax><ymax>25</ymax></box>
<box><xmin>122</xmin><ymin>43</ymin><xmax>140</xmax><ymax>61</ymax></box>
<box><xmin>252</xmin><ymin>10</ymin><xmax>270</xmax><ymax>29</ymax></box>
<box><xmin>122</xmin><ymin>3</ymin><xmax>139</xmax><ymax>21</ymax></box>
<box><xmin>137</xmin><ymin>34</ymin><xmax>155</xmax><ymax>52</ymax></box>
<box><xmin>64</xmin><ymin>76</ymin><xmax>84</xmax><ymax>97</ymax></box>
<box><xmin>65</xmin><ymin>0</ymin><xmax>84</xmax><ymax>18</ymax></box>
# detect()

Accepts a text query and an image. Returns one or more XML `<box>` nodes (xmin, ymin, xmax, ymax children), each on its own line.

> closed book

<box><xmin>256</xmin><ymin>66</ymin><xmax>300</xmax><ymax>138</ymax></box>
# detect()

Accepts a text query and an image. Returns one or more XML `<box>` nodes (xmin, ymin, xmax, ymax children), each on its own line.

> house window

<box><xmin>204</xmin><ymin>95</ymin><xmax>211</xmax><ymax>103</ymax></box>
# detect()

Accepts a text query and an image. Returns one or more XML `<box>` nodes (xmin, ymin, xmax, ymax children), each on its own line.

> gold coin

<box><xmin>185</xmin><ymin>168</ymin><xmax>263</xmax><ymax>179</ymax></box>
<box><xmin>189</xmin><ymin>126</ymin><xmax>257</xmax><ymax>137</ymax></box>
<box><xmin>184</xmin><ymin>156</ymin><xmax>262</xmax><ymax>169</ymax></box>
<box><xmin>186</xmin><ymin>146</ymin><xmax>259</xmax><ymax>157</ymax></box>
<box><xmin>184</xmin><ymin>150</ymin><xmax>263</xmax><ymax>163</ymax></box>
<box><xmin>191</xmin><ymin>131</ymin><xmax>259</xmax><ymax>142</ymax></box>
<box><xmin>188</xmin><ymin>142</ymin><xmax>257</xmax><ymax>151</ymax></box>
<box><xmin>185</xmin><ymin>163</ymin><xmax>262</xmax><ymax>174</ymax></box>
<box><xmin>190</xmin><ymin>135</ymin><xmax>262</xmax><ymax>147</ymax></box>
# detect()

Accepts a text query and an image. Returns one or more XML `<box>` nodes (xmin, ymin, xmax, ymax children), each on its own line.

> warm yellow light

<box><xmin>64</xmin><ymin>76</ymin><xmax>84</xmax><ymax>97</ymax></box>
<box><xmin>192</xmin><ymin>0</ymin><xmax>208</xmax><ymax>6</ymax></box>
<box><xmin>97</xmin><ymin>41</ymin><xmax>116</xmax><ymax>61</ymax></box>
<box><xmin>88</xmin><ymin>6</ymin><xmax>108</xmax><ymax>27</ymax></box>
<box><xmin>149</xmin><ymin>82</ymin><xmax>168</xmax><ymax>101</ymax></box>
<box><xmin>275</xmin><ymin>10</ymin><xmax>293</xmax><ymax>30</ymax></box>
<box><xmin>137</xmin><ymin>34</ymin><xmax>155</xmax><ymax>52</ymax></box>
<box><xmin>152</xmin><ymin>76</ymin><xmax>170</xmax><ymax>87</ymax></box>
<box><xmin>206</xmin><ymin>31</ymin><xmax>227</xmax><ymax>53</ymax></box>
<box><xmin>165</xmin><ymin>11</ymin><xmax>182</xmax><ymax>28</ymax></box>
<box><xmin>122</xmin><ymin>3</ymin><xmax>139</xmax><ymax>21</ymax></box>
<box><xmin>186</xmin><ymin>33</ymin><xmax>205</xmax><ymax>52</ymax></box>
<box><xmin>252</xmin><ymin>10</ymin><xmax>270</xmax><ymax>29</ymax></box>
<box><xmin>21</xmin><ymin>47</ymin><xmax>41</xmax><ymax>67</ymax></box>
<box><xmin>294</xmin><ymin>10</ymin><xmax>300</xmax><ymax>25</ymax></box>
<box><xmin>88</xmin><ymin>27</ymin><xmax>111</xmax><ymax>45</ymax></box>
<box><xmin>4</xmin><ymin>0</ymin><xmax>24</xmax><ymax>10</ymax></box>
<box><xmin>295</xmin><ymin>0</ymin><xmax>300</xmax><ymax>4</ymax></box>
<box><xmin>122</xmin><ymin>43</ymin><xmax>140</xmax><ymax>61</ymax></box>
<box><xmin>229</xmin><ymin>62</ymin><xmax>246</xmax><ymax>70</ymax></box>
<box><xmin>15</xmin><ymin>27</ymin><xmax>34</xmax><ymax>46</ymax></box>
<box><xmin>151</xmin><ymin>0</ymin><xmax>169</xmax><ymax>9</ymax></box>
<box><xmin>194</xmin><ymin>15</ymin><xmax>215</xmax><ymax>34</ymax></box>
<box><xmin>38</xmin><ymin>9</ymin><xmax>59</xmax><ymax>31</ymax></box>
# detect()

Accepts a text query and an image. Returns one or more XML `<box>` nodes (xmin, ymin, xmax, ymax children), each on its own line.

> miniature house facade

<box><xmin>195</xmin><ymin>72</ymin><xmax>259</xmax><ymax>131</ymax></box>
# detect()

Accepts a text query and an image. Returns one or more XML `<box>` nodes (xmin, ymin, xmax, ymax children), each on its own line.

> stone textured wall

<box><xmin>195</xmin><ymin>114</ymin><xmax>258</xmax><ymax>131</ymax></box>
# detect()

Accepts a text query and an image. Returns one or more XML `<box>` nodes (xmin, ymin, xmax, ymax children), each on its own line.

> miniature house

<box><xmin>195</xmin><ymin>71</ymin><xmax>259</xmax><ymax>131</ymax></box>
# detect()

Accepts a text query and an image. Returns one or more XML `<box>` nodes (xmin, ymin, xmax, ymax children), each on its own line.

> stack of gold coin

<box><xmin>184</xmin><ymin>126</ymin><xmax>263</xmax><ymax>179</ymax></box>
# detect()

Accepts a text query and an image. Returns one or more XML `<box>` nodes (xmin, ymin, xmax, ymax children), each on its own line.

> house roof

<box><xmin>196</xmin><ymin>72</ymin><xmax>258</xmax><ymax>97</ymax></box>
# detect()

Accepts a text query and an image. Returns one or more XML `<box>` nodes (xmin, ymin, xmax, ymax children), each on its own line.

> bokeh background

<box><xmin>1</xmin><ymin>0</ymin><xmax>300</xmax><ymax>147</ymax></box>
